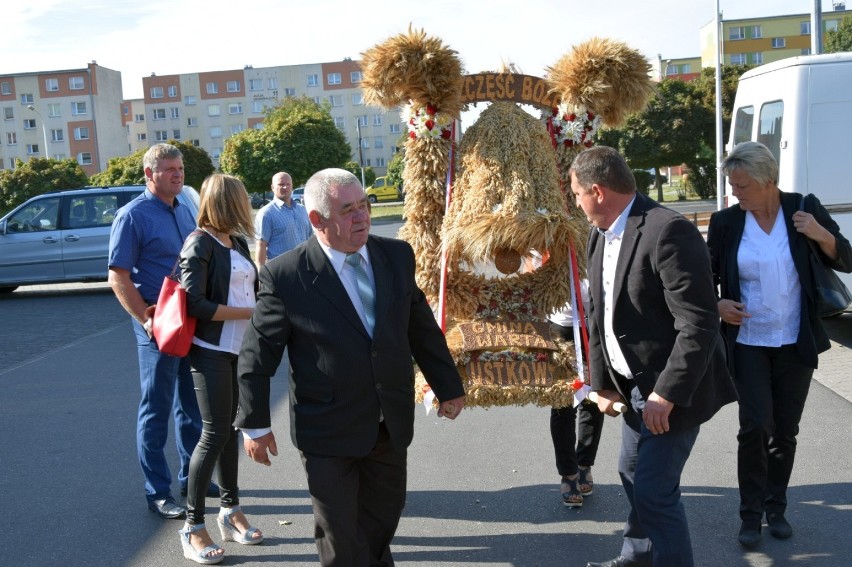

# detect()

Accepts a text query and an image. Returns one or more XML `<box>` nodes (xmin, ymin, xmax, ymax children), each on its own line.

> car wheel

<box><xmin>368</xmin><ymin>195</ymin><xmax>377</xmax><ymax>204</ymax></box>
<box><xmin>0</xmin><ymin>286</ymin><xmax>18</xmax><ymax>294</ymax></box>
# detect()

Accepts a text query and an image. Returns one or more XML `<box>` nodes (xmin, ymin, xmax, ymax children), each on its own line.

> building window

<box><xmin>77</xmin><ymin>152</ymin><xmax>92</xmax><ymax>165</ymax></box>
<box><xmin>376</xmin><ymin>157</ymin><xmax>386</xmax><ymax>167</ymax></box>
<box><xmin>206</xmin><ymin>82</ymin><xmax>218</xmax><ymax>94</ymax></box>
<box><xmin>373</xmin><ymin>114</ymin><xmax>383</xmax><ymax>126</ymax></box>
<box><xmin>7</xmin><ymin>132</ymin><xmax>17</xmax><ymax>144</ymax></box>
<box><xmin>69</xmin><ymin>76</ymin><xmax>84</xmax><ymax>90</ymax></box>
<box><xmin>751</xmin><ymin>26</ymin><xmax>762</xmax><ymax>39</ymax></box>
<box><xmin>191</xmin><ymin>139</ymin><xmax>200</xmax><ymax>147</ymax></box>
<box><xmin>45</xmin><ymin>78</ymin><xmax>59</xmax><ymax>92</ymax></box>
<box><xmin>389</xmin><ymin>123</ymin><xmax>401</xmax><ymax>134</ymax></box>
<box><xmin>172</xmin><ymin>129</ymin><xmax>181</xmax><ymax>140</ymax></box>
<box><xmin>374</xmin><ymin>137</ymin><xmax>384</xmax><ymax>149</ymax></box>
<box><xmin>249</xmin><ymin>79</ymin><xmax>263</xmax><ymax>91</ymax></box>
<box><xmin>254</xmin><ymin>123</ymin><xmax>264</xmax><ymax>130</ymax></box>
<box><xmin>23</xmin><ymin>118</ymin><xmax>36</xmax><ymax>129</ymax></box>
<box><xmin>227</xmin><ymin>80</ymin><xmax>241</xmax><ymax>93</ymax></box>
<box><xmin>752</xmin><ymin>52</ymin><xmax>764</xmax><ymax>65</ymax></box>
<box><xmin>48</xmin><ymin>103</ymin><xmax>61</xmax><ymax>117</ymax></box>
<box><xmin>307</xmin><ymin>74</ymin><xmax>319</xmax><ymax>87</ymax></box>
<box><xmin>0</xmin><ymin>82</ymin><xmax>11</xmax><ymax>95</ymax></box>
<box><xmin>134</xmin><ymin>113</ymin><xmax>145</xmax><ymax>122</ymax></box>
<box><xmin>152</xmin><ymin>108</ymin><xmax>166</xmax><ymax>120</ymax></box>
<box><xmin>730</xmin><ymin>53</ymin><xmax>747</xmax><ymax>65</ymax></box>
<box><xmin>151</xmin><ymin>86</ymin><xmax>164</xmax><ymax>99</ymax></box>
<box><xmin>26</xmin><ymin>144</ymin><xmax>40</xmax><ymax>155</ymax></box>
<box><xmin>51</xmin><ymin>129</ymin><xmax>64</xmax><ymax>142</ymax></box>
<box><xmin>21</xmin><ymin>94</ymin><xmax>34</xmax><ymax>104</ymax></box>
<box><xmin>208</xmin><ymin>104</ymin><xmax>221</xmax><ymax>116</ymax></box>
<box><xmin>802</xmin><ymin>47</ymin><xmax>812</xmax><ymax>55</ymax></box>
<box><xmin>826</xmin><ymin>19</ymin><xmax>839</xmax><ymax>32</ymax></box>
<box><xmin>187</xmin><ymin>117</ymin><xmax>198</xmax><ymax>127</ymax></box>
<box><xmin>185</xmin><ymin>95</ymin><xmax>196</xmax><ymax>105</ymax></box>
<box><xmin>268</xmin><ymin>78</ymin><xmax>278</xmax><ymax>90</ymax></box>
<box><xmin>210</xmin><ymin>126</ymin><xmax>222</xmax><ymax>138</ymax></box>
<box><xmin>360</xmin><ymin>137</ymin><xmax>369</xmax><ymax>148</ymax></box>
<box><xmin>771</xmin><ymin>38</ymin><xmax>786</xmax><ymax>49</ymax></box>
<box><xmin>7</xmin><ymin>158</ymin><xmax>15</xmax><ymax>169</ymax></box>
<box><xmin>350</xmin><ymin>71</ymin><xmax>363</xmax><ymax>83</ymax></box>
<box><xmin>801</xmin><ymin>21</ymin><xmax>811</xmax><ymax>35</ymax></box>
<box><xmin>3</xmin><ymin>107</ymin><xmax>13</xmax><ymax>120</ymax></box>
<box><xmin>334</xmin><ymin>116</ymin><xmax>345</xmax><ymax>129</ymax></box>
<box><xmin>365</xmin><ymin>159</ymin><xmax>371</xmax><ymax>167</ymax></box>
<box><xmin>230</xmin><ymin>124</ymin><xmax>243</xmax><ymax>135</ymax></box>
<box><xmin>137</xmin><ymin>133</ymin><xmax>147</xmax><ymax>141</ymax></box>
<box><xmin>352</xmin><ymin>93</ymin><xmax>364</xmax><ymax>106</ymax></box>
<box><xmin>284</xmin><ymin>87</ymin><xmax>296</xmax><ymax>97</ymax></box>
<box><xmin>71</xmin><ymin>101</ymin><xmax>87</xmax><ymax>115</ymax></box>
<box><xmin>229</xmin><ymin>103</ymin><xmax>243</xmax><ymax>114</ymax></box>
<box><xmin>356</xmin><ymin>115</ymin><xmax>368</xmax><ymax>127</ymax></box>
<box><xmin>211</xmin><ymin>147</ymin><xmax>222</xmax><ymax>160</ymax></box>
<box><xmin>252</xmin><ymin>101</ymin><xmax>265</xmax><ymax>113</ymax></box>
<box><xmin>155</xmin><ymin>130</ymin><xmax>168</xmax><ymax>141</ymax></box>
<box><xmin>170</xmin><ymin>107</ymin><xmax>180</xmax><ymax>119</ymax></box>
<box><xmin>327</xmin><ymin>72</ymin><xmax>341</xmax><ymax>85</ymax></box>
<box><xmin>329</xmin><ymin>95</ymin><xmax>343</xmax><ymax>107</ymax></box>
<box><xmin>74</xmin><ymin>127</ymin><xmax>90</xmax><ymax>140</ymax></box>
<box><xmin>168</xmin><ymin>85</ymin><xmax>177</xmax><ymax>97</ymax></box>
<box><xmin>729</xmin><ymin>27</ymin><xmax>745</xmax><ymax>40</ymax></box>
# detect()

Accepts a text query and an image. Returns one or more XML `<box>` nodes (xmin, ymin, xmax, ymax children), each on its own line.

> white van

<box><xmin>728</xmin><ymin>52</ymin><xmax>852</xmax><ymax>290</ymax></box>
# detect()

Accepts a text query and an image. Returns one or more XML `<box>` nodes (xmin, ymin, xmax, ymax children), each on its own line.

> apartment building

<box><xmin>125</xmin><ymin>59</ymin><xmax>403</xmax><ymax>176</ymax></box>
<box><xmin>698</xmin><ymin>3</ymin><xmax>851</xmax><ymax>67</ymax></box>
<box><xmin>0</xmin><ymin>62</ymin><xmax>125</xmax><ymax>176</ymax></box>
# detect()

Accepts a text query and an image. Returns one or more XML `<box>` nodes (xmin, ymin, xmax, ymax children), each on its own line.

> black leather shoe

<box><xmin>179</xmin><ymin>483</ymin><xmax>220</xmax><ymax>498</ymax></box>
<box><xmin>147</xmin><ymin>498</ymin><xmax>186</xmax><ymax>519</ymax></box>
<box><xmin>586</xmin><ymin>557</ymin><xmax>643</xmax><ymax>567</ymax></box>
<box><xmin>767</xmin><ymin>512</ymin><xmax>793</xmax><ymax>539</ymax></box>
<box><xmin>738</xmin><ymin>519</ymin><xmax>762</xmax><ymax>548</ymax></box>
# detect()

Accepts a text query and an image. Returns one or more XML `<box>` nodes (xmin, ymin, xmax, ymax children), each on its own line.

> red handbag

<box><xmin>152</xmin><ymin>261</ymin><xmax>196</xmax><ymax>357</ymax></box>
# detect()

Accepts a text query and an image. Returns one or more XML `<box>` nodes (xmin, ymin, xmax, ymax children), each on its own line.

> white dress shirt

<box><xmin>600</xmin><ymin>195</ymin><xmax>636</xmax><ymax>380</ymax></box>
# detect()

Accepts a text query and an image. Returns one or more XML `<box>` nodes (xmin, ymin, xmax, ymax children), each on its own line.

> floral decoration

<box><xmin>404</xmin><ymin>103</ymin><xmax>454</xmax><ymax>140</ymax></box>
<box><xmin>547</xmin><ymin>103</ymin><xmax>603</xmax><ymax>148</ymax></box>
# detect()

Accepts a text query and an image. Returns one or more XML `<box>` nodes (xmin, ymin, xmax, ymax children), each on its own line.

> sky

<box><xmin>0</xmin><ymin>0</ymin><xmax>841</xmax><ymax>101</ymax></box>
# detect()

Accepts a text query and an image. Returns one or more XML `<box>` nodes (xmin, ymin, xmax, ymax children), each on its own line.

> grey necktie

<box><xmin>345</xmin><ymin>252</ymin><xmax>375</xmax><ymax>333</ymax></box>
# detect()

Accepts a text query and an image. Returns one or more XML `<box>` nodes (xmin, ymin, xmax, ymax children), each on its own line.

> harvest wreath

<box><xmin>360</xmin><ymin>28</ymin><xmax>655</xmax><ymax>408</ymax></box>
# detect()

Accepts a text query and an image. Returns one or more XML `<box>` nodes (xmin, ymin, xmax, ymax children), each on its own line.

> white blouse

<box><xmin>736</xmin><ymin>210</ymin><xmax>801</xmax><ymax>347</ymax></box>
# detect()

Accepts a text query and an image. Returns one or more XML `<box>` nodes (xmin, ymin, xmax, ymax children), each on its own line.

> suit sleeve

<box><xmin>235</xmin><ymin>264</ymin><xmax>291</xmax><ymax>429</ymax></box>
<box><xmin>653</xmin><ymin>216</ymin><xmax>723</xmax><ymax>405</ymax></box>
<box><xmin>808</xmin><ymin>194</ymin><xmax>852</xmax><ymax>273</ymax></box>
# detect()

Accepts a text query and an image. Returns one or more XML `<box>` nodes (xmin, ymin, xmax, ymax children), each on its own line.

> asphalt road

<box><xmin>2</xmin><ymin>220</ymin><xmax>850</xmax><ymax>567</ymax></box>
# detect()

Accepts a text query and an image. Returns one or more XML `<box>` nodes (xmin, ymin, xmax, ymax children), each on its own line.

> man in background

<box><xmin>254</xmin><ymin>171</ymin><xmax>312</xmax><ymax>266</ymax></box>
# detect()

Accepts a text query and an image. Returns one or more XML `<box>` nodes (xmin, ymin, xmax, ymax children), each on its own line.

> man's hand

<box><xmin>143</xmin><ymin>304</ymin><xmax>156</xmax><ymax>338</ymax></box>
<box><xmin>593</xmin><ymin>389</ymin><xmax>626</xmax><ymax>417</ymax></box>
<box><xmin>643</xmin><ymin>392</ymin><xmax>674</xmax><ymax>435</ymax></box>
<box><xmin>244</xmin><ymin>431</ymin><xmax>278</xmax><ymax>466</ymax></box>
<box><xmin>437</xmin><ymin>395</ymin><xmax>465</xmax><ymax>420</ymax></box>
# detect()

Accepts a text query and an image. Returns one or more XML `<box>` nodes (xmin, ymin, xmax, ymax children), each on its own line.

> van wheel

<box><xmin>0</xmin><ymin>286</ymin><xmax>18</xmax><ymax>294</ymax></box>
<box><xmin>368</xmin><ymin>195</ymin><xmax>377</xmax><ymax>204</ymax></box>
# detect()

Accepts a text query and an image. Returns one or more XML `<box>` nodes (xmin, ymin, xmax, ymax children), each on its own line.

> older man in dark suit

<box><xmin>235</xmin><ymin>168</ymin><xmax>465</xmax><ymax>567</ymax></box>
<box><xmin>572</xmin><ymin>147</ymin><xmax>738</xmax><ymax>567</ymax></box>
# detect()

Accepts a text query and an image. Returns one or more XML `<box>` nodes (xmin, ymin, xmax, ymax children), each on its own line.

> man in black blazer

<box><xmin>572</xmin><ymin>147</ymin><xmax>738</xmax><ymax>567</ymax></box>
<box><xmin>235</xmin><ymin>168</ymin><xmax>466</xmax><ymax>566</ymax></box>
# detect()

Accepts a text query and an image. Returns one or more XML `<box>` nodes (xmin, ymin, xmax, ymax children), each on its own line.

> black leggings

<box><xmin>186</xmin><ymin>345</ymin><xmax>241</xmax><ymax>525</ymax></box>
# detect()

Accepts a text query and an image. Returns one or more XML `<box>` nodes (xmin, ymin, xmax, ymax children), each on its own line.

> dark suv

<box><xmin>0</xmin><ymin>185</ymin><xmax>199</xmax><ymax>293</ymax></box>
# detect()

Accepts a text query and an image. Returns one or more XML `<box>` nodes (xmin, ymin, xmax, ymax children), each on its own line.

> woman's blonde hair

<box><xmin>197</xmin><ymin>173</ymin><xmax>255</xmax><ymax>237</ymax></box>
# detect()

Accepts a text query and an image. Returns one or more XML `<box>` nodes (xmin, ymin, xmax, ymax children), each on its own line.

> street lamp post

<box><xmin>27</xmin><ymin>104</ymin><xmax>50</xmax><ymax>159</ymax></box>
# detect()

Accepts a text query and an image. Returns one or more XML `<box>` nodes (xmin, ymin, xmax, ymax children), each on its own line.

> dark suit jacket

<box><xmin>588</xmin><ymin>193</ymin><xmax>737</xmax><ymax>431</ymax></box>
<box><xmin>707</xmin><ymin>191</ymin><xmax>852</xmax><ymax>374</ymax></box>
<box><xmin>235</xmin><ymin>234</ymin><xmax>465</xmax><ymax>456</ymax></box>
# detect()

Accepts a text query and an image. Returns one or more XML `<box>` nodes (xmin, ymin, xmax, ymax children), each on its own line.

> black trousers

<box><xmin>548</xmin><ymin>322</ymin><xmax>605</xmax><ymax>476</ymax></box>
<box><xmin>301</xmin><ymin>422</ymin><xmax>407</xmax><ymax>567</ymax></box>
<box><xmin>732</xmin><ymin>343</ymin><xmax>813</xmax><ymax>521</ymax></box>
<box><xmin>186</xmin><ymin>345</ymin><xmax>241</xmax><ymax>524</ymax></box>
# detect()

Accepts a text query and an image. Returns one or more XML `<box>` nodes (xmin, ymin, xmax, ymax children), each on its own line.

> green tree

<box><xmin>0</xmin><ymin>157</ymin><xmax>89</xmax><ymax>214</ymax></box>
<box><xmin>221</xmin><ymin>96</ymin><xmax>351</xmax><ymax>192</ymax></box>
<box><xmin>825</xmin><ymin>14</ymin><xmax>852</xmax><ymax>53</ymax></box>
<box><xmin>343</xmin><ymin>161</ymin><xmax>376</xmax><ymax>188</ymax></box>
<box><xmin>690</xmin><ymin>64</ymin><xmax>751</xmax><ymax>147</ymax></box>
<box><xmin>385</xmin><ymin>151</ymin><xmax>404</xmax><ymax>191</ymax></box>
<box><xmin>599</xmin><ymin>78</ymin><xmax>713</xmax><ymax>200</ymax></box>
<box><xmin>90</xmin><ymin>140</ymin><xmax>214</xmax><ymax>190</ymax></box>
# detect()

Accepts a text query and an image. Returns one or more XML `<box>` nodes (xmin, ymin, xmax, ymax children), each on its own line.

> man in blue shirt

<box><xmin>254</xmin><ymin>171</ymin><xmax>312</xmax><ymax>265</ymax></box>
<box><xmin>108</xmin><ymin>143</ymin><xmax>204</xmax><ymax>520</ymax></box>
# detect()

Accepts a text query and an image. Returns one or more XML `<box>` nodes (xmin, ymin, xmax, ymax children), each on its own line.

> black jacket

<box><xmin>180</xmin><ymin>230</ymin><xmax>258</xmax><ymax>346</ymax></box>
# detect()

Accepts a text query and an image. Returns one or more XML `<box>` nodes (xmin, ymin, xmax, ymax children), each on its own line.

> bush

<box><xmin>683</xmin><ymin>158</ymin><xmax>718</xmax><ymax>199</ymax></box>
<box><xmin>632</xmin><ymin>170</ymin><xmax>652</xmax><ymax>195</ymax></box>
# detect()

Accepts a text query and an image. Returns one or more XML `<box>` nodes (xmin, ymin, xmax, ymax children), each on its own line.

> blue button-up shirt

<box><xmin>108</xmin><ymin>189</ymin><xmax>197</xmax><ymax>303</ymax></box>
<box><xmin>254</xmin><ymin>198</ymin><xmax>312</xmax><ymax>260</ymax></box>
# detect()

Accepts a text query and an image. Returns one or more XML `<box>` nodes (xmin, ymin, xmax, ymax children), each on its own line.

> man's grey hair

<box><xmin>569</xmin><ymin>146</ymin><xmax>636</xmax><ymax>195</ymax></box>
<box><xmin>304</xmin><ymin>168</ymin><xmax>361</xmax><ymax>218</ymax></box>
<box><xmin>143</xmin><ymin>143</ymin><xmax>183</xmax><ymax>172</ymax></box>
<box><xmin>721</xmin><ymin>141</ymin><xmax>779</xmax><ymax>187</ymax></box>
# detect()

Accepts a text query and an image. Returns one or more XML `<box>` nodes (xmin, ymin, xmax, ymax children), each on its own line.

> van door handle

<box><xmin>63</xmin><ymin>235</ymin><xmax>80</xmax><ymax>242</ymax></box>
<box><xmin>43</xmin><ymin>236</ymin><xmax>60</xmax><ymax>243</ymax></box>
